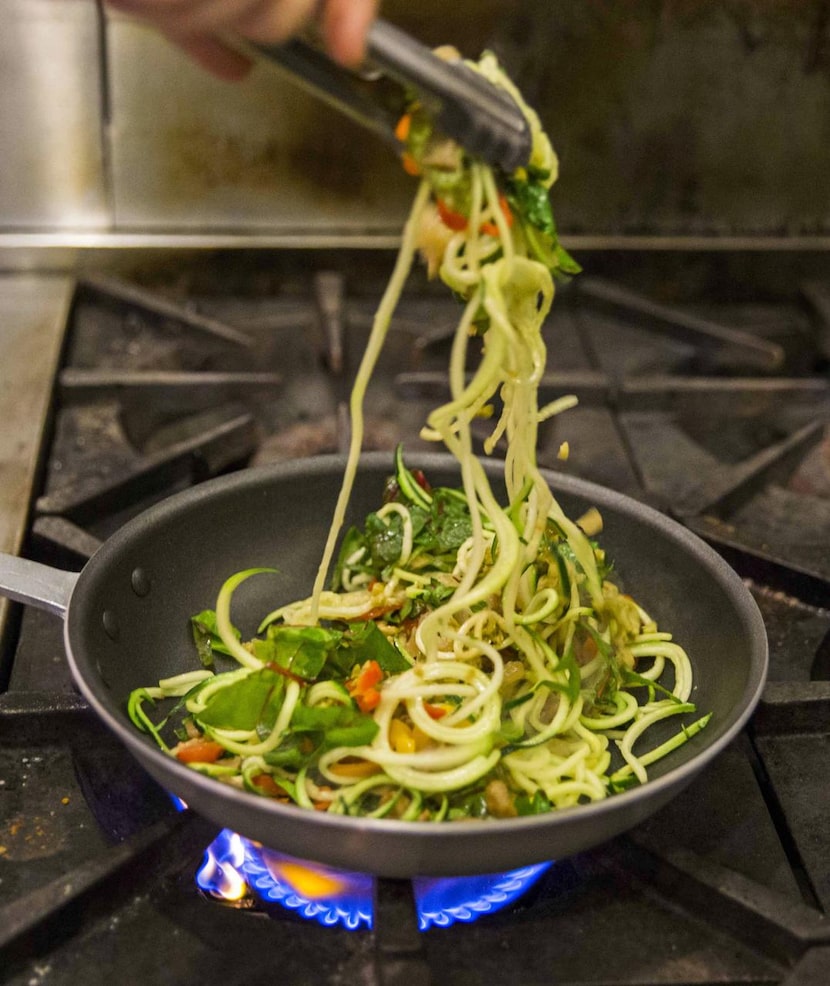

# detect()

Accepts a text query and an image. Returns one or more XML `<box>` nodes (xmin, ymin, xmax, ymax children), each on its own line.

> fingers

<box><xmin>164</xmin><ymin>31</ymin><xmax>254</xmax><ymax>80</ymax></box>
<box><xmin>321</xmin><ymin>0</ymin><xmax>380</xmax><ymax>66</ymax></box>
<box><xmin>107</xmin><ymin>0</ymin><xmax>317</xmax><ymax>44</ymax></box>
<box><xmin>105</xmin><ymin>0</ymin><xmax>316</xmax><ymax>79</ymax></box>
<box><xmin>218</xmin><ymin>0</ymin><xmax>319</xmax><ymax>44</ymax></box>
<box><xmin>104</xmin><ymin>0</ymin><xmax>379</xmax><ymax>76</ymax></box>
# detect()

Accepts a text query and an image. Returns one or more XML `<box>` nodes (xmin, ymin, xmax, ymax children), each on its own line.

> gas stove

<box><xmin>1</xmin><ymin>248</ymin><xmax>829</xmax><ymax>985</ymax></box>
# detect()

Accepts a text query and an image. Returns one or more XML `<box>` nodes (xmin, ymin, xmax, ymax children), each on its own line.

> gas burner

<box><xmin>196</xmin><ymin>829</ymin><xmax>551</xmax><ymax>931</ymax></box>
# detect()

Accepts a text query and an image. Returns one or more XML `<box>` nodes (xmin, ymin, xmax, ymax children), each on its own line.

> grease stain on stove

<box><xmin>161</xmin><ymin>101</ymin><xmax>409</xmax><ymax>219</ymax></box>
<box><xmin>1</xmin><ymin>812</ymin><xmax>68</xmax><ymax>862</ymax></box>
<box><xmin>166</xmin><ymin>126</ymin><xmax>292</xmax><ymax>195</ymax></box>
<box><xmin>24</xmin><ymin>961</ymin><xmax>52</xmax><ymax>986</ymax></box>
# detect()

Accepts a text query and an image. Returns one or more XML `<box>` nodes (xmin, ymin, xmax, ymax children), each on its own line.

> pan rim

<box><xmin>63</xmin><ymin>452</ymin><xmax>769</xmax><ymax>849</ymax></box>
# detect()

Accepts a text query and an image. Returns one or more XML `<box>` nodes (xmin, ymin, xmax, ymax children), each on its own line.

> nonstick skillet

<box><xmin>0</xmin><ymin>453</ymin><xmax>768</xmax><ymax>877</ymax></box>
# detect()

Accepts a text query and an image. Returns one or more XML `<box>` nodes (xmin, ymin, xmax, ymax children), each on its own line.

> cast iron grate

<box><xmin>1</xmin><ymin>258</ymin><xmax>829</xmax><ymax>985</ymax></box>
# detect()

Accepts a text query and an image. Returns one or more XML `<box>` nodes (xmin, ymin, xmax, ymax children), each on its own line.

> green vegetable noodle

<box><xmin>128</xmin><ymin>50</ymin><xmax>708</xmax><ymax>822</ymax></box>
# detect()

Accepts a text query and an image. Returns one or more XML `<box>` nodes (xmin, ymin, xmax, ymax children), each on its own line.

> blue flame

<box><xmin>168</xmin><ymin>793</ymin><xmax>187</xmax><ymax>812</ymax></box>
<box><xmin>413</xmin><ymin>867</ymin><xmax>549</xmax><ymax>929</ymax></box>
<box><xmin>196</xmin><ymin>829</ymin><xmax>550</xmax><ymax>929</ymax></box>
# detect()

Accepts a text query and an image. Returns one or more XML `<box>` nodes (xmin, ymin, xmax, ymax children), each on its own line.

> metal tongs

<box><xmin>253</xmin><ymin>19</ymin><xmax>532</xmax><ymax>173</ymax></box>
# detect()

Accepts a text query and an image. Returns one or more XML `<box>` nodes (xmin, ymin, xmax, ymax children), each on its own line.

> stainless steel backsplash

<box><xmin>2</xmin><ymin>0</ymin><xmax>828</xmax><ymax>240</ymax></box>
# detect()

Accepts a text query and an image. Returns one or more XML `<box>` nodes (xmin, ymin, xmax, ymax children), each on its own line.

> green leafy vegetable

<box><xmin>515</xmin><ymin>788</ymin><xmax>552</xmax><ymax>816</ymax></box>
<box><xmin>505</xmin><ymin>175</ymin><xmax>556</xmax><ymax>236</ymax></box>
<box><xmin>332</xmin><ymin>483</ymin><xmax>473</xmax><ymax>587</ymax></box>
<box><xmin>336</xmin><ymin>620</ymin><xmax>410</xmax><ymax>674</ymax></box>
<box><xmin>195</xmin><ymin>667</ymin><xmax>285</xmax><ymax>731</ymax></box>
<box><xmin>291</xmin><ymin>702</ymin><xmax>380</xmax><ymax>748</ymax></box>
<box><xmin>254</xmin><ymin>624</ymin><xmax>343</xmax><ymax>681</ymax></box>
<box><xmin>191</xmin><ymin>609</ymin><xmax>237</xmax><ymax>667</ymax></box>
<box><xmin>504</xmin><ymin>174</ymin><xmax>581</xmax><ymax>279</ymax></box>
<box><xmin>365</xmin><ymin>510</ymin><xmax>409</xmax><ymax>568</ymax></box>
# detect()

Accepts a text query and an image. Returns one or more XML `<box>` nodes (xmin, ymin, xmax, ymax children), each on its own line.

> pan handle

<box><xmin>0</xmin><ymin>554</ymin><xmax>78</xmax><ymax>619</ymax></box>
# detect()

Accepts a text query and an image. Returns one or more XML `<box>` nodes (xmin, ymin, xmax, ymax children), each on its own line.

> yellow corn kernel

<box><xmin>390</xmin><ymin>719</ymin><xmax>416</xmax><ymax>754</ymax></box>
<box><xmin>577</xmin><ymin>506</ymin><xmax>603</xmax><ymax>537</ymax></box>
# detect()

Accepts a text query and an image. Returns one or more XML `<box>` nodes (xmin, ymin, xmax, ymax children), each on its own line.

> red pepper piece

<box><xmin>347</xmin><ymin>659</ymin><xmax>384</xmax><ymax>713</ymax></box>
<box><xmin>174</xmin><ymin>738</ymin><xmax>225</xmax><ymax>763</ymax></box>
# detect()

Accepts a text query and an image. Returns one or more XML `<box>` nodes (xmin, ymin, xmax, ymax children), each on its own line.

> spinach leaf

<box><xmin>392</xmin><ymin>592</ymin><xmax>458</xmax><ymax>626</ymax></box>
<box><xmin>365</xmin><ymin>510</ymin><xmax>405</xmax><ymax>568</ymax></box>
<box><xmin>190</xmin><ymin>609</ymin><xmax>237</xmax><ymax>668</ymax></box>
<box><xmin>290</xmin><ymin>702</ymin><xmax>379</xmax><ymax>748</ymax></box>
<box><xmin>332</xmin><ymin>463</ymin><xmax>474</xmax><ymax>588</ymax></box>
<box><xmin>414</xmin><ymin>488</ymin><xmax>473</xmax><ymax>556</ymax></box>
<box><xmin>515</xmin><ymin>788</ymin><xmax>552</xmax><ymax>816</ymax></box>
<box><xmin>339</xmin><ymin>620</ymin><xmax>411</xmax><ymax>674</ymax></box>
<box><xmin>552</xmin><ymin>241</ymin><xmax>583</xmax><ymax>276</ymax></box>
<box><xmin>195</xmin><ymin>667</ymin><xmax>285</xmax><ymax>731</ymax></box>
<box><xmin>433</xmin><ymin>501</ymin><xmax>473</xmax><ymax>553</ymax></box>
<box><xmin>253</xmin><ymin>625</ymin><xmax>343</xmax><ymax>681</ymax></box>
<box><xmin>506</xmin><ymin>177</ymin><xmax>556</xmax><ymax>236</ymax></box>
<box><xmin>505</xmin><ymin>177</ymin><xmax>582</xmax><ymax>280</ymax></box>
<box><xmin>263</xmin><ymin>734</ymin><xmax>308</xmax><ymax>769</ymax></box>
<box><xmin>447</xmin><ymin>790</ymin><xmax>490</xmax><ymax>820</ymax></box>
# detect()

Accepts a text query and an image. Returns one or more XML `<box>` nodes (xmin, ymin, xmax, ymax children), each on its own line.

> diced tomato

<box><xmin>437</xmin><ymin>195</ymin><xmax>514</xmax><ymax>237</ymax></box>
<box><xmin>395</xmin><ymin>113</ymin><xmax>412</xmax><ymax>142</ymax></box>
<box><xmin>423</xmin><ymin>702</ymin><xmax>448</xmax><ymax>719</ymax></box>
<box><xmin>357</xmin><ymin>688</ymin><xmax>381</xmax><ymax>712</ymax></box>
<box><xmin>347</xmin><ymin>659</ymin><xmax>384</xmax><ymax>713</ymax></box>
<box><xmin>174</xmin><ymin>738</ymin><xmax>225</xmax><ymax>764</ymax></box>
<box><xmin>353</xmin><ymin>660</ymin><xmax>383</xmax><ymax>691</ymax></box>
<box><xmin>252</xmin><ymin>773</ymin><xmax>287</xmax><ymax>797</ymax></box>
<box><xmin>436</xmin><ymin>197</ymin><xmax>468</xmax><ymax>231</ymax></box>
<box><xmin>401</xmin><ymin>152</ymin><xmax>421</xmax><ymax>175</ymax></box>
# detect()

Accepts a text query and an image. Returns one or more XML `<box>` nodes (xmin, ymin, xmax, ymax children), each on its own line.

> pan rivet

<box><xmin>102</xmin><ymin>610</ymin><xmax>120</xmax><ymax>641</ymax></box>
<box><xmin>131</xmin><ymin>568</ymin><xmax>151</xmax><ymax>597</ymax></box>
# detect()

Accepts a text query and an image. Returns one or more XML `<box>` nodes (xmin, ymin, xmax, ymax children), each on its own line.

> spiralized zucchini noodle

<box><xmin>128</xmin><ymin>50</ymin><xmax>709</xmax><ymax>822</ymax></box>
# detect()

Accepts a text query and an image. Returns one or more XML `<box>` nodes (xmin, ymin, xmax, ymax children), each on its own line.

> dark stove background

<box><xmin>1</xmin><ymin>249</ymin><xmax>830</xmax><ymax>985</ymax></box>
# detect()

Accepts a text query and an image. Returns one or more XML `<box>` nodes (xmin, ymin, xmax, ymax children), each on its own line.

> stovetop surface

<box><xmin>1</xmin><ymin>250</ymin><xmax>829</xmax><ymax>985</ymax></box>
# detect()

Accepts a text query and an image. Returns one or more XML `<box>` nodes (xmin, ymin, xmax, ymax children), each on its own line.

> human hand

<box><xmin>104</xmin><ymin>0</ymin><xmax>380</xmax><ymax>80</ymax></box>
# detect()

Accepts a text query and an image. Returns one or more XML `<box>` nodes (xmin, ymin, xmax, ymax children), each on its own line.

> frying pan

<box><xmin>0</xmin><ymin>453</ymin><xmax>767</xmax><ymax>877</ymax></box>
